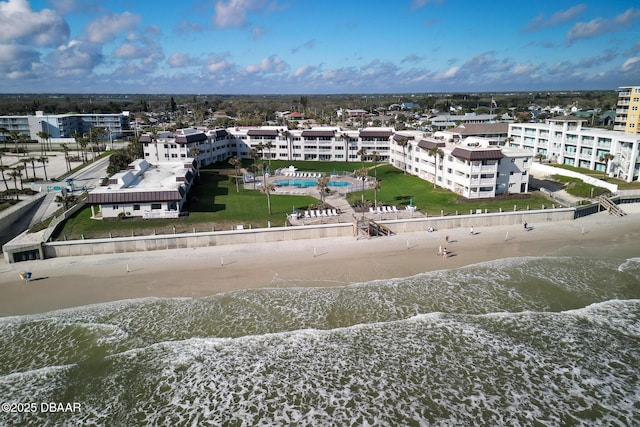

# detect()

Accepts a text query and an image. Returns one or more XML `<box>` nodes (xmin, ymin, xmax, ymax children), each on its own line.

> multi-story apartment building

<box><xmin>141</xmin><ymin>126</ymin><xmax>395</xmax><ymax>166</ymax></box>
<box><xmin>614</xmin><ymin>86</ymin><xmax>640</xmax><ymax>133</ymax></box>
<box><xmin>140</xmin><ymin>125</ymin><xmax>531</xmax><ymax>199</ymax></box>
<box><xmin>508</xmin><ymin>116</ymin><xmax>640</xmax><ymax>182</ymax></box>
<box><xmin>390</xmin><ymin>132</ymin><xmax>531</xmax><ymax>199</ymax></box>
<box><xmin>0</xmin><ymin>110</ymin><xmax>131</xmax><ymax>144</ymax></box>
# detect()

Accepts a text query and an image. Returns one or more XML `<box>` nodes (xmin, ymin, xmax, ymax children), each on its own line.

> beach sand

<box><xmin>1</xmin><ymin>209</ymin><xmax>639</xmax><ymax>317</ymax></box>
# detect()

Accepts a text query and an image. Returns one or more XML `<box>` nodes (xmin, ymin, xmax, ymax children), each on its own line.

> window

<box><xmin>133</xmin><ymin>204</ymin><xmax>140</xmax><ymax>210</ymax></box>
<box><xmin>151</xmin><ymin>203</ymin><xmax>162</xmax><ymax>210</ymax></box>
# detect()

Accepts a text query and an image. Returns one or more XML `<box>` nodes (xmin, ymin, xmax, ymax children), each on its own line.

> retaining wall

<box><xmin>42</xmin><ymin>208</ymin><xmax>575</xmax><ymax>259</ymax></box>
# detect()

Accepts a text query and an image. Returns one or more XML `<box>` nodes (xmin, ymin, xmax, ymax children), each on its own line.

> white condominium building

<box><xmin>508</xmin><ymin>116</ymin><xmax>640</xmax><ymax>182</ymax></box>
<box><xmin>141</xmin><ymin>125</ymin><xmax>531</xmax><ymax>199</ymax></box>
<box><xmin>390</xmin><ymin>132</ymin><xmax>531</xmax><ymax>199</ymax></box>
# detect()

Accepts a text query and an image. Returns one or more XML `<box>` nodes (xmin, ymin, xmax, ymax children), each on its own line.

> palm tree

<box><xmin>264</xmin><ymin>140</ymin><xmax>274</xmax><ymax>169</ymax></box>
<box><xmin>257</xmin><ymin>162</ymin><xmax>275</xmax><ymax>214</ymax></box>
<box><xmin>0</xmin><ymin>163</ymin><xmax>9</xmax><ymax>191</ymax></box>
<box><xmin>281</xmin><ymin>130</ymin><xmax>291</xmax><ymax>160</ymax></box>
<box><xmin>228</xmin><ymin>156</ymin><xmax>242</xmax><ymax>192</ymax></box>
<box><xmin>8</xmin><ymin>168</ymin><xmax>21</xmax><ymax>200</ymax></box>
<box><xmin>0</xmin><ymin>127</ymin><xmax>8</xmax><ymax>150</ymax></box>
<box><xmin>371</xmin><ymin>151</ymin><xmax>380</xmax><ymax>208</ymax></box>
<box><xmin>599</xmin><ymin>153</ymin><xmax>614</xmax><ymax>178</ymax></box>
<box><xmin>428</xmin><ymin>146</ymin><xmax>444</xmax><ymax>188</ymax></box>
<box><xmin>355</xmin><ymin>167</ymin><xmax>368</xmax><ymax>206</ymax></box>
<box><xmin>357</xmin><ymin>147</ymin><xmax>367</xmax><ymax>165</ymax></box>
<box><xmin>9</xmin><ymin>130</ymin><xmax>21</xmax><ymax>154</ymax></box>
<box><xmin>534</xmin><ymin>153</ymin><xmax>546</xmax><ymax>163</ymax></box>
<box><xmin>37</xmin><ymin>131</ymin><xmax>50</xmax><ymax>155</ymax></box>
<box><xmin>60</xmin><ymin>143</ymin><xmax>71</xmax><ymax>172</ymax></box>
<box><xmin>38</xmin><ymin>156</ymin><xmax>49</xmax><ymax>181</ymax></box>
<box><xmin>20</xmin><ymin>158</ymin><xmax>31</xmax><ymax>181</ymax></box>
<box><xmin>14</xmin><ymin>165</ymin><xmax>25</xmax><ymax>190</ymax></box>
<box><xmin>317</xmin><ymin>175</ymin><xmax>330</xmax><ymax>206</ymax></box>
<box><xmin>18</xmin><ymin>133</ymin><xmax>28</xmax><ymax>155</ymax></box>
<box><xmin>247</xmin><ymin>164</ymin><xmax>258</xmax><ymax>190</ymax></box>
<box><xmin>189</xmin><ymin>147</ymin><xmax>202</xmax><ymax>178</ymax></box>
<box><xmin>55</xmin><ymin>191</ymin><xmax>78</xmax><ymax>211</ymax></box>
<box><xmin>28</xmin><ymin>157</ymin><xmax>37</xmax><ymax>180</ymax></box>
<box><xmin>79</xmin><ymin>135</ymin><xmax>89</xmax><ymax>162</ymax></box>
<box><xmin>72</xmin><ymin>132</ymin><xmax>82</xmax><ymax>159</ymax></box>
<box><xmin>396</xmin><ymin>136</ymin><xmax>409</xmax><ymax>174</ymax></box>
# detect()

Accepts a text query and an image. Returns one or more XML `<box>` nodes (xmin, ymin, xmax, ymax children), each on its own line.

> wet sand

<box><xmin>1</xmin><ymin>209</ymin><xmax>639</xmax><ymax>317</ymax></box>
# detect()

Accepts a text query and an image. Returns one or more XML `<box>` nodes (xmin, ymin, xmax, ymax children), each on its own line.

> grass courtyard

<box><xmin>54</xmin><ymin>160</ymin><xmax>554</xmax><ymax>240</ymax></box>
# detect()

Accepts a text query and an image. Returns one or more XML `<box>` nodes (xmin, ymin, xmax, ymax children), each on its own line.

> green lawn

<box><xmin>348</xmin><ymin>165</ymin><xmax>553</xmax><ymax>216</ymax></box>
<box><xmin>55</xmin><ymin>166</ymin><xmax>317</xmax><ymax>240</ymax></box>
<box><xmin>55</xmin><ymin>161</ymin><xmax>556</xmax><ymax>240</ymax></box>
<box><xmin>550</xmin><ymin>175</ymin><xmax>610</xmax><ymax>198</ymax></box>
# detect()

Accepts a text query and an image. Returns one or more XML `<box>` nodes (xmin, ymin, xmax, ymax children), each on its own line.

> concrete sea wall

<box><xmin>42</xmin><ymin>208</ymin><xmax>575</xmax><ymax>259</ymax></box>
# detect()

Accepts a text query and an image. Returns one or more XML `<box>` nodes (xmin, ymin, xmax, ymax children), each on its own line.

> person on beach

<box><xmin>470</xmin><ymin>226</ymin><xmax>474</xmax><ymax>235</ymax></box>
<box><xmin>438</xmin><ymin>245</ymin><xmax>443</xmax><ymax>256</ymax></box>
<box><xmin>445</xmin><ymin>235</ymin><xmax>449</xmax><ymax>243</ymax></box>
<box><xmin>524</xmin><ymin>222</ymin><xmax>528</xmax><ymax>231</ymax></box>
<box><xmin>442</xmin><ymin>247</ymin><xmax>448</xmax><ymax>258</ymax></box>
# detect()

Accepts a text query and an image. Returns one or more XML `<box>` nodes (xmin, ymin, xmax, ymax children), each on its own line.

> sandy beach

<box><xmin>1</xmin><ymin>208</ymin><xmax>639</xmax><ymax>317</ymax></box>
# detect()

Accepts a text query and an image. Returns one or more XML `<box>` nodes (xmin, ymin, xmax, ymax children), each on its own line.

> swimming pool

<box><xmin>274</xmin><ymin>179</ymin><xmax>352</xmax><ymax>188</ymax></box>
<box><xmin>327</xmin><ymin>181</ymin><xmax>350</xmax><ymax>187</ymax></box>
<box><xmin>274</xmin><ymin>179</ymin><xmax>317</xmax><ymax>187</ymax></box>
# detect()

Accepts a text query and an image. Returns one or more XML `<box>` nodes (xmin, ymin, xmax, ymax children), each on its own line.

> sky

<box><xmin>1</xmin><ymin>0</ymin><xmax>639</xmax><ymax>94</ymax></box>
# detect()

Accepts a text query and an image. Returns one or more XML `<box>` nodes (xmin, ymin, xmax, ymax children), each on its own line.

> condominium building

<box><xmin>614</xmin><ymin>86</ymin><xmax>640</xmax><ymax>133</ymax></box>
<box><xmin>390</xmin><ymin>132</ymin><xmax>531</xmax><ymax>199</ymax></box>
<box><xmin>141</xmin><ymin>126</ymin><xmax>395</xmax><ymax>166</ymax></box>
<box><xmin>140</xmin><ymin>125</ymin><xmax>530</xmax><ymax>199</ymax></box>
<box><xmin>508</xmin><ymin>116</ymin><xmax>640</xmax><ymax>182</ymax></box>
<box><xmin>86</xmin><ymin>158</ymin><xmax>195</xmax><ymax>219</ymax></box>
<box><xmin>0</xmin><ymin>110</ymin><xmax>131</xmax><ymax>143</ymax></box>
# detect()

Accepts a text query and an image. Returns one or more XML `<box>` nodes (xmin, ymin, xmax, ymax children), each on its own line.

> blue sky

<box><xmin>1</xmin><ymin>0</ymin><xmax>639</xmax><ymax>94</ymax></box>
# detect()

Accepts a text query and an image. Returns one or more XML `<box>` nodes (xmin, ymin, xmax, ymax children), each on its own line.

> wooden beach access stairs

<box><xmin>354</xmin><ymin>217</ymin><xmax>394</xmax><ymax>238</ymax></box>
<box><xmin>597</xmin><ymin>195</ymin><xmax>626</xmax><ymax>217</ymax></box>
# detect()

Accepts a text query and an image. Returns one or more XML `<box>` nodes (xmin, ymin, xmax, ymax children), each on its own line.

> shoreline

<box><xmin>1</xmin><ymin>210</ymin><xmax>639</xmax><ymax>317</ymax></box>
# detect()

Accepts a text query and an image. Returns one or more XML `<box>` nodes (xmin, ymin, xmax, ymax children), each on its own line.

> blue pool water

<box><xmin>274</xmin><ymin>179</ymin><xmax>351</xmax><ymax>188</ymax></box>
<box><xmin>274</xmin><ymin>179</ymin><xmax>317</xmax><ymax>187</ymax></box>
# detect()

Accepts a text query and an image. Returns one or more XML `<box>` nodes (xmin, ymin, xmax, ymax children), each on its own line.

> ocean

<box><xmin>1</xmin><ymin>254</ymin><xmax>639</xmax><ymax>426</ymax></box>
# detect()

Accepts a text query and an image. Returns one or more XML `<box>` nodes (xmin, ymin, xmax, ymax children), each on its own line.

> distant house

<box><xmin>87</xmin><ymin>159</ymin><xmax>195</xmax><ymax>219</ymax></box>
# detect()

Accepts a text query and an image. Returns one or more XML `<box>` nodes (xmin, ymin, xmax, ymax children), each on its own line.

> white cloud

<box><xmin>213</xmin><ymin>0</ymin><xmax>265</xmax><ymax>28</ymax></box>
<box><xmin>168</xmin><ymin>52</ymin><xmax>194</xmax><ymax>68</ymax></box>
<box><xmin>47</xmin><ymin>40</ymin><xmax>103</xmax><ymax>77</ymax></box>
<box><xmin>523</xmin><ymin>4</ymin><xmax>586</xmax><ymax>32</ymax></box>
<box><xmin>204</xmin><ymin>54</ymin><xmax>235</xmax><ymax>73</ymax></box>
<box><xmin>567</xmin><ymin>8</ymin><xmax>640</xmax><ymax>44</ymax></box>
<box><xmin>293</xmin><ymin>65</ymin><xmax>317</xmax><ymax>78</ymax></box>
<box><xmin>84</xmin><ymin>12</ymin><xmax>140</xmax><ymax>44</ymax></box>
<box><xmin>245</xmin><ymin>55</ymin><xmax>288</xmax><ymax>74</ymax></box>
<box><xmin>0</xmin><ymin>0</ymin><xmax>69</xmax><ymax>46</ymax></box>
<box><xmin>621</xmin><ymin>57</ymin><xmax>639</xmax><ymax>72</ymax></box>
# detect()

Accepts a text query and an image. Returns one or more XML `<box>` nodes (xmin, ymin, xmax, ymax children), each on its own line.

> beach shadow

<box><xmin>505</xmin><ymin>236</ymin><xmax>517</xmax><ymax>242</ymax></box>
<box><xmin>29</xmin><ymin>276</ymin><xmax>49</xmax><ymax>282</ymax></box>
<box><xmin>220</xmin><ymin>260</ymin><xmax>238</xmax><ymax>266</ymax></box>
<box><xmin>128</xmin><ymin>268</ymin><xmax>144</xmax><ymax>273</ymax></box>
<box><xmin>313</xmin><ymin>250</ymin><xmax>328</xmax><ymax>257</ymax></box>
<box><xmin>524</xmin><ymin>226</ymin><xmax>535</xmax><ymax>232</ymax></box>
